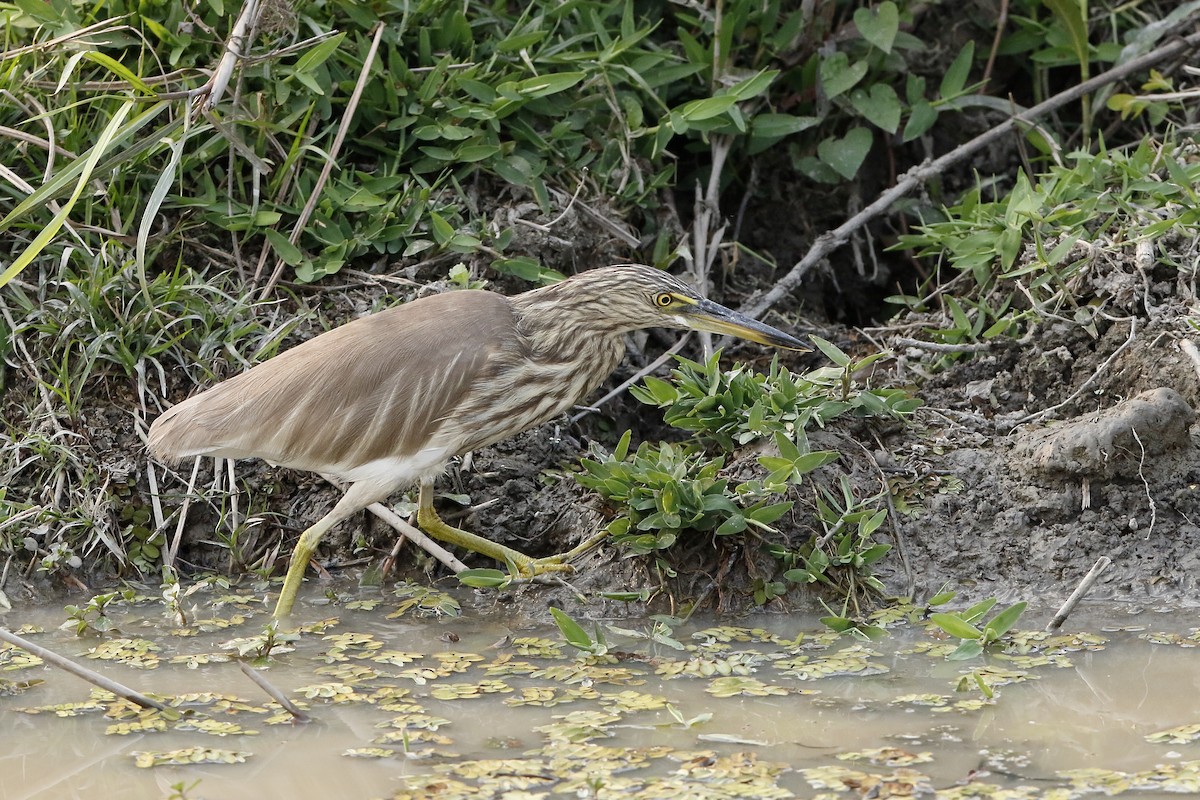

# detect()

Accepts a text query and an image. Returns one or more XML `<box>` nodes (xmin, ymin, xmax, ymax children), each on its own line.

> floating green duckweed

<box><xmin>1</xmin><ymin>642</ymin><xmax>44</xmax><ymax>670</ymax></box>
<box><xmin>19</xmin><ymin>699</ymin><xmax>108</xmax><ymax>716</ymax></box>
<box><xmin>534</xmin><ymin>709</ymin><xmax>622</xmax><ymax>743</ymax></box>
<box><xmin>371</xmin><ymin>650</ymin><xmax>424</xmax><ymax>666</ymax></box>
<box><xmin>509</xmin><ymin>636</ymin><xmax>564</xmax><ymax>658</ymax></box>
<box><xmin>774</xmin><ymin>643</ymin><xmax>889</xmax><ymax>679</ymax></box>
<box><xmin>84</xmin><ymin>637</ymin><xmax>161</xmax><ymax>669</ymax></box>
<box><xmin>1141</xmin><ymin>630</ymin><xmax>1200</xmax><ymax>647</ymax></box>
<box><xmin>1060</xmin><ymin>762</ymin><xmax>1200</xmax><ymax>793</ymax></box>
<box><xmin>429</xmin><ymin>679</ymin><xmax>513</xmax><ymax>700</ymax></box>
<box><xmin>132</xmin><ymin>746</ymin><xmax>249</xmax><ymax>768</ymax></box>
<box><xmin>344</xmin><ymin>746</ymin><xmax>394</xmax><ymax>758</ymax></box>
<box><xmin>835</xmin><ymin>747</ymin><xmax>933</xmax><ymax>766</ymax></box>
<box><xmin>0</xmin><ymin>677</ymin><xmax>42</xmax><ymax>695</ymax></box>
<box><xmin>175</xmin><ymin>718</ymin><xmax>260</xmax><ymax>736</ymax></box>
<box><xmin>504</xmin><ymin>685</ymin><xmax>600</xmax><ymax>707</ymax></box>
<box><xmin>5</xmin><ymin>591</ymin><xmax>1198</xmax><ymax>796</ymax></box>
<box><xmin>294</xmin><ymin>682</ymin><xmax>366</xmax><ymax>703</ymax></box>
<box><xmin>705</xmin><ymin>675</ymin><xmax>790</xmax><ymax>697</ymax></box>
<box><xmin>1145</xmin><ymin>723</ymin><xmax>1200</xmax><ymax>744</ymax></box>
<box><xmin>106</xmin><ymin>717</ymin><xmax>168</xmax><ymax>735</ymax></box>
<box><xmin>655</xmin><ymin>652</ymin><xmax>765</xmax><ymax>678</ymax></box>
<box><xmin>801</xmin><ymin>763</ymin><xmax>934</xmax><ymax>794</ymax></box>
<box><xmin>389</xmin><ymin>582</ymin><xmax>462</xmax><ymax>618</ymax></box>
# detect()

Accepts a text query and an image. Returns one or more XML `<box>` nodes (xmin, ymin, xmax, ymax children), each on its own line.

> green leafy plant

<box><xmin>818</xmin><ymin>598</ymin><xmax>889</xmax><ymax>641</ymax></box>
<box><xmin>893</xmin><ymin>138</ymin><xmax>1200</xmax><ymax>345</ymax></box>
<box><xmin>549</xmin><ymin>607</ymin><xmax>608</xmax><ymax>656</ymax></box>
<box><xmin>577</xmin><ymin>430</ymin><xmax>819</xmax><ymax>557</ymax></box>
<box><xmin>778</xmin><ymin>476</ymin><xmax>892</xmax><ymax>595</ymax></box>
<box><xmin>61</xmin><ymin>589</ymin><xmax>137</xmax><ymax>636</ymax></box>
<box><xmin>5</xmin><ymin>255</ymin><xmax>288</xmax><ymax>411</ymax></box>
<box><xmin>930</xmin><ymin>598</ymin><xmax>1029</xmax><ymax>660</ymax></box>
<box><xmin>580</xmin><ymin>352</ymin><xmax>920</xmax><ymax>601</ymax></box>
<box><xmin>632</xmin><ymin>348</ymin><xmax>921</xmax><ymax>451</ymax></box>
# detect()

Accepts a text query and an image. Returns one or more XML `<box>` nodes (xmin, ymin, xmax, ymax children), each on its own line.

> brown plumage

<box><xmin>148</xmin><ymin>264</ymin><xmax>805</xmax><ymax>616</ymax></box>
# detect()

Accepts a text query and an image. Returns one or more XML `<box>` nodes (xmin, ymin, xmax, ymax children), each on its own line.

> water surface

<box><xmin>2</xmin><ymin>586</ymin><xmax>1198</xmax><ymax>799</ymax></box>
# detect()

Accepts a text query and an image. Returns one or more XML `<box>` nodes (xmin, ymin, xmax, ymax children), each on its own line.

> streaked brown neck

<box><xmin>509</xmin><ymin>282</ymin><xmax>627</xmax><ymax>361</ymax></box>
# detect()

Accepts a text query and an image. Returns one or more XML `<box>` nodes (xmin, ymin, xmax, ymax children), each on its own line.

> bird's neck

<box><xmin>509</xmin><ymin>287</ymin><xmax>627</xmax><ymax>360</ymax></box>
<box><xmin>511</xmin><ymin>283</ymin><xmax>614</xmax><ymax>343</ymax></box>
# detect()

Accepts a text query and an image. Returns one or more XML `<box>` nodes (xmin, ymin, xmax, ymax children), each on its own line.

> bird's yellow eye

<box><xmin>654</xmin><ymin>293</ymin><xmax>674</xmax><ymax>308</ymax></box>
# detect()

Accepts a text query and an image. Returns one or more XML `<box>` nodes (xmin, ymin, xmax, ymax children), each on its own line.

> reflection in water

<box><xmin>1</xmin><ymin>590</ymin><xmax>1198</xmax><ymax>799</ymax></box>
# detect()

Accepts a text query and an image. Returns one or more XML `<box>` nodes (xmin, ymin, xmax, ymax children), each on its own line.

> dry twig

<box><xmin>238</xmin><ymin>661</ymin><xmax>310</xmax><ymax>722</ymax></box>
<box><xmin>0</xmin><ymin>628</ymin><xmax>174</xmax><ymax>714</ymax></box>
<box><xmin>741</xmin><ymin>29</ymin><xmax>1200</xmax><ymax>321</ymax></box>
<box><xmin>1045</xmin><ymin>556</ymin><xmax>1111</xmax><ymax>631</ymax></box>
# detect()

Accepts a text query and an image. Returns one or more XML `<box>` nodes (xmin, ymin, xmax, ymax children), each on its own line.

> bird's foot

<box><xmin>511</xmin><ymin>530</ymin><xmax>610</xmax><ymax>577</ymax></box>
<box><xmin>515</xmin><ymin>555</ymin><xmax>575</xmax><ymax>577</ymax></box>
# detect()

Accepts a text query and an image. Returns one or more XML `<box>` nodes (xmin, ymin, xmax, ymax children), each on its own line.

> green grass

<box><xmin>892</xmin><ymin>138</ymin><xmax>1200</xmax><ymax>346</ymax></box>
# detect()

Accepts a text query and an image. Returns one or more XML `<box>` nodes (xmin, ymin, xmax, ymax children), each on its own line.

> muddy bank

<box><xmin>6</xmin><ymin>244</ymin><xmax>1200</xmax><ymax>617</ymax></box>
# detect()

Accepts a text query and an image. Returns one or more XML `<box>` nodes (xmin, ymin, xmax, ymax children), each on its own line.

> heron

<box><xmin>148</xmin><ymin>264</ymin><xmax>806</xmax><ymax>617</ymax></box>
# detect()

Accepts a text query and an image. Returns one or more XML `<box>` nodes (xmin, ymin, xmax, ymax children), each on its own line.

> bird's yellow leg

<box><xmin>417</xmin><ymin>482</ymin><xmax>572</xmax><ymax>576</ymax></box>
<box><xmin>274</xmin><ymin>514</ymin><xmax>338</xmax><ymax>618</ymax></box>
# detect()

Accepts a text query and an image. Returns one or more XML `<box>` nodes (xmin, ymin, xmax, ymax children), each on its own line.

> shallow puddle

<box><xmin>2</xmin><ymin>585</ymin><xmax>1200</xmax><ymax>799</ymax></box>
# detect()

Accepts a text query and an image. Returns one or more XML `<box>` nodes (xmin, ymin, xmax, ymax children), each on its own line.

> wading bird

<box><xmin>148</xmin><ymin>265</ymin><xmax>806</xmax><ymax>617</ymax></box>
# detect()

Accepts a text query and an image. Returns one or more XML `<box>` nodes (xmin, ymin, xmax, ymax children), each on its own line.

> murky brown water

<box><xmin>2</xmin><ymin>586</ymin><xmax>1199</xmax><ymax>799</ymax></box>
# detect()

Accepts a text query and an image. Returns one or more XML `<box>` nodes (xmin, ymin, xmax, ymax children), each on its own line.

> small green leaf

<box><xmin>716</xmin><ymin>513</ymin><xmax>747</xmax><ymax>535</ymax></box>
<box><xmin>677</xmin><ymin>95</ymin><xmax>738</xmax><ymax>121</ymax></box>
<box><xmin>512</xmin><ymin>71</ymin><xmax>586</xmax><ymax>98</ymax></box>
<box><xmin>750</xmin><ymin>113</ymin><xmax>821</xmax><ymax>147</ymax></box>
<box><xmin>930</xmin><ymin>612</ymin><xmax>983</xmax><ymax>641</ymax></box>
<box><xmin>819</xmin><ymin>53</ymin><xmax>869</xmax><ymax>98</ymax></box>
<box><xmin>613</xmin><ymin>429</ymin><xmax>633</xmax><ymax>461</ymax></box>
<box><xmin>983</xmin><ymin>601</ymin><xmax>1027</xmax><ymax>640</ymax></box>
<box><xmin>456</xmin><ymin>144</ymin><xmax>501</xmax><ymax>163</ymax></box>
<box><xmin>549</xmin><ymin>607</ymin><xmax>593</xmax><ymax>650</ymax></box>
<box><xmin>903</xmin><ymin>101</ymin><xmax>938</xmax><ymax>142</ymax></box>
<box><xmin>294</xmin><ymin>32</ymin><xmax>346</xmax><ymax>73</ymax></box>
<box><xmin>456</xmin><ymin>569</ymin><xmax>510</xmax><ymax>588</ymax></box>
<box><xmin>809</xmin><ymin>335</ymin><xmax>852</xmax><ymax>367</ymax></box>
<box><xmin>726</xmin><ymin>69</ymin><xmax>778</xmax><ymax>101</ymax></box>
<box><xmin>849</xmin><ymin>84</ymin><xmax>902</xmax><ymax>133</ymax></box>
<box><xmin>816</xmin><ymin>128</ymin><xmax>873</xmax><ymax>180</ymax></box>
<box><xmin>746</xmin><ymin>502</ymin><xmax>792</xmax><ymax>525</ymax></box>
<box><xmin>599</xmin><ymin>590</ymin><xmax>650</xmax><ymax>602</ymax></box>
<box><xmin>926</xmin><ymin>587</ymin><xmax>955</xmax><ymax>606</ymax></box>
<box><xmin>961</xmin><ymin>597</ymin><xmax>998</xmax><ymax>623</ymax></box>
<box><xmin>784</xmin><ymin>568</ymin><xmax>816</xmax><ymax>585</ymax></box>
<box><xmin>853</xmin><ymin>1</ymin><xmax>900</xmax><ymax>53</ymax></box>
<box><xmin>1043</xmin><ymin>0</ymin><xmax>1088</xmax><ymax>73</ymax></box>
<box><xmin>939</xmin><ymin>41</ymin><xmax>975</xmax><ymax>99</ymax></box>
<box><xmin>791</xmin><ymin>451</ymin><xmax>839</xmax><ymax>475</ymax></box>
<box><xmin>428</xmin><ymin>212</ymin><xmax>455</xmax><ymax>246</ymax></box>
<box><xmin>947</xmin><ymin>640</ymin><xmax>985</xmax><ymax>661</ymax></box>
<box><xmin>263</xmin><ymin>229</ymin><xmax>303</xmax><ymax>266</ymax></box>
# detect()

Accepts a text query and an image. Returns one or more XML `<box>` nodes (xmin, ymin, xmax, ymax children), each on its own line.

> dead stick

<box><xmin>0</xmin><ymin>627</ymin><xmax>172</xmax><ymax>713</ymax></box>
<box><xmin>238</xmin><ymin>661</ymin><xmax>310</xmax><ymax>722</ymax></box>
<box><xmin>741</xmin><ymin>27</ymin><xmax>1200</xmax><ymax>321</ymax></box>
<box><xmin>1045</xmin><ymin>556</ymin><xmax>1112</xmax><ymax>631</ymax></box>
<box><xmin>318</xmin><ymin>474</ymin><xmax>468</xmax><ymax>574</ymax></box>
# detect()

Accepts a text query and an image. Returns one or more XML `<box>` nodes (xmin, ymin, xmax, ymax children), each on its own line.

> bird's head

<box><xmin>545</xmin><ymin>264</ymin><xmax>807</xmax><ymax>350</ymax></box>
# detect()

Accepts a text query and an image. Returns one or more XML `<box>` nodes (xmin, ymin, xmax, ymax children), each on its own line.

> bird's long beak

<box><xmin>681</xmin><ymin>298</ymin><xmax>808</xmax><ymax>350</ymax></box>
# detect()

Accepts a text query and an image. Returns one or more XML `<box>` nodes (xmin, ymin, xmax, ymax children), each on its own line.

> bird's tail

<box><xmin>147</xmin><ymin>399</ymin><xmax>207</xmax><ymax>464</ymax></box>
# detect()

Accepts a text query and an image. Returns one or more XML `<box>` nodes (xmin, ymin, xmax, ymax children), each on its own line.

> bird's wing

<box><xmin>147</xmin><ymin>291</ymin><xmax>518</xmax><ymax>475</ymax></box>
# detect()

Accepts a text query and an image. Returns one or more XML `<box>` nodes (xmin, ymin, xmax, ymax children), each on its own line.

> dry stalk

<box><xmin>0</xmin><ymin>627</ymin><xmax>174</xmax><ymax>714</ymax></box>
<box><xmin>741</xmin><ymin>28</ymin><xmax>1200</xmax><ymax>321</ymax></box>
